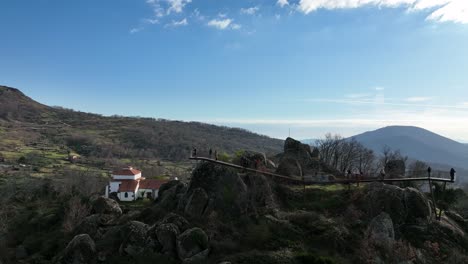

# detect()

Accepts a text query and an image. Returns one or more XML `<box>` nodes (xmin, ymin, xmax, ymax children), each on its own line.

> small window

<box><xmin>124</xmin><ymin>192</ymin><xmax>128</xmax><ymax>198</ymax></box>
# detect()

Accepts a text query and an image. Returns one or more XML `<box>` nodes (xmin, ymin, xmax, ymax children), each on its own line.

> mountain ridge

<box><xmin>350</xmin><ymin>126</ymin><xmax>468</xmax><ymax>170</ymax></box>
<box><xmin>0</xmin><ymin>85</ymin><xmax>283</xmax><ymax>161</ymax></box>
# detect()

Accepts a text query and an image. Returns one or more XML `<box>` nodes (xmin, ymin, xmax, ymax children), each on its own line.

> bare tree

<box><xmin>62</xmin><ymin>195</ymin><xmax>91</xmax><ymax>233</ymax></box>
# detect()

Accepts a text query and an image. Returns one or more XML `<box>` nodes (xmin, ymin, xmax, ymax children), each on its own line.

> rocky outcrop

<box><xmin>119</xmin><ymin>221</ymin><xmax>150</xmax><ymax>256</ymax></box>
<box><xmin>364</xmin><ymin>183</ymin><xmax>432</xmax><ymax>225</ymax></box>
<box><xmin>366</xmin><ymin>213</ymin><xmax>395</xmax><ymax>250</ymax></box>
<box><xmin>74</xmin><ymin>214</ymin><xmax>118</xmax><ymax>239</ymax></box>
<box><xmin>234</xmin><ymin>151</ymin><xmax>267</xmax><ymax>168</ymax></box>
<box><xmin>155</xmin><ymin>223</ymin><xmax>180</xmax><ymax>257</ymax></box>
<box><xmin>177</xmin><ymin>228</ymin><xmax>210</xmax><ymax>263</ymax></box>
<box><xmin>276</xmin><ymin>137</ymin><xmax>320</xmax><ymax>177</ymax></box>
<box><xmin>60</xmin><ymin>234</ymin><xmax>96</xmax><ymax>264</ymax></box>
<box><xmin>92</xmin><ymin>197</ymin><xmax>122</xmax><ymax>216</ymax></box>
<box><xmin>178</xmin><ymin>162</ymin><xmax>275</xmax><ymax>219</ymax></box>
<box><xmin>159</xmin><ymin>213</ymin><xmax>190</xmax><ymax>233</ymax></box>
<box><xmin>157</xmin><ymin>181</ymin><xmax>188</xmax><ymax>211</ymax></box>
<box><xmin>184</xmin><ymin>188</ymin><xmax>209</xmax><ymax>218</ymax></box>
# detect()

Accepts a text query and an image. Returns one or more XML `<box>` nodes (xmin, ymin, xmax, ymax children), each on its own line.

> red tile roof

<box><xmin>139</xmin><ymin>179</ymin><xmax>168</xmax><ymax>190</ymax></box>
<box><xmin>112</xmin><ymin>167</ymin><xmax>141</xmax><ymax>176</ymax></box>
<box><xmin>118</xmin><ymin>180</ymin><xmax>139</xmax><ymax>192</ymax></box>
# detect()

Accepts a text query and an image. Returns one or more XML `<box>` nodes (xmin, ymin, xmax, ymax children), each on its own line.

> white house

<box><xmin>105</xmin><ymin>167</ymin><xmax>168</xmax><ymax>202</ymax></box>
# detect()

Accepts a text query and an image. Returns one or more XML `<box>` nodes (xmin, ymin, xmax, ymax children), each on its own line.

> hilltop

<box><xmin>350</xmin><ymin>126</ymin><xmax>468</xmax><ymax>170</ymax></box>
<box><xmin>0</xmin><ymin>85</ymin><xmax>283</xmax><ymax>162</ymax></box>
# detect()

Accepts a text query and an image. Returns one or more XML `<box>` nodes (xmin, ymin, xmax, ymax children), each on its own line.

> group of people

<box><xmin>191</xmin><ymin>147</ymin><xmax>218</xmax><ymax>160</ymax></box>
<box><xmin>426</xmin><ymin>166</ymin><xmax>456</xmax><ymax>181</ymax></box>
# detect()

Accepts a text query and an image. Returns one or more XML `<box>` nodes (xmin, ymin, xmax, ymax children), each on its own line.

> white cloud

<box><xmin>375</xmin><ymin>87</ymin><xmax>385</xmax><ymax>91</ymax></box>
<box><xmin>231</xmin><ymin>23</ymin><xmax>242</xmax><ymax>30</ymax></box>
<box><xmin>346</xmin><ymin>93</ymin><xmax>372</xmax><ymax>99</ymax></box>
<box><xmin>192</xmin><ymin>8</ymin><xmax>205</xmax><ymax>20</ymax></box>
<box><xmin>130</xmin><ymin>27</ymin><xmax>143</xmax><ymax>34</ymax></box>
<box><xmin>426</xmin><ymin>1</ymin><xmax>468</xmax><ymax>24</ymax></box>
<box><xmin>298</xmin><ymin>0</ymin><xmax>468</xmax><ymax>24</ymax></box>
<box><xmin>145</xmin><ymin>0</ymin><xmax>191</xmax><ymax>17</ymax></box>
<box><xmin>405</xmin><ymin>96</ymin><xmax>433</xmax><ymax>102</ymax></box>
<box><xmin>277</xmin><ymin>0</ymin><xmax>290</xmax><ymax>8</ymax></box>
<box><xmin>166</xmin><ymin>18</ymin><xmax>188</xmax><ymax>27</ymax></box>
<box><xmin>306</xmin><ymin>97</ymin><xmax>468</xmax><ymax>110</ymax></box>
<box><xmin>207</xmin><ymin>19</ymin><xmax>232</xmax><ymax>29</ymax></box>
<box><xmin>241</xmin><ymin>6</ymin><xmax>260</xmax><ymax>15</ymax></box>
<box><xmin>207</xmin><ymin>18</ymin><xmax>241</xmax><ymax>30</ymax></box>
<box><xmin>143</xmin><ymin>18</ymin><xmax>159</xmax><ymax>24</ymax></box>
<box><xmin>167</xmin><ymin>0</ymin><xmax>192</xmax><ymax>14</ymax></box>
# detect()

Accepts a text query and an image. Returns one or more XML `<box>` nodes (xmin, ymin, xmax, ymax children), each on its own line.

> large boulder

<box><xmin>242</xmin><ymin>173</ymin><xmax>276</xmax><ymax>212</ymax></box>
<box><xmin>364</xmin><ymin>183</ymin><xmax>432</xmax><ymax>225</ymax></box>
<box><xmin>157</xmin><ymin>181</ymin><xmax>188</xmax><ymax>211</ymax></box>
<box><xmin>404</xmin><ymin>187</ymin><xmax>433</xmax><ymax>223</ymax></box>
<box><xmin>95</xmin><ymin>226</ymin><xmax>122</xmax><ymax>262</ymax></box>
<box><xmin>179</xmin><ymin>162</ymin><xmax>252</xmax><ymax>218</ymax></box>
<box><xmin>283</xmin><ymin>137</ymin><xmax>314</xmax><ymax>165</ymax></box>
<box><xmin>276</xmin><ymin>157</ymin><xmax>302</xmax><ymax>177</ymax></box>
<box><xmin>92</xmin><ymin>197</ymin><xmax>122</xmax><ymax>216</ymax></box>
<box><xmin>276</xmin><ymin>137</ymin><xmax>320</xmax><ymax>176</ymax></box>
<box><xmin>184</xmin><ymin>188</ymin><xmax>209</xmax><ymax>218</ymax></box>
<box><xmin>177</xmin><ymin>228</ymin><xmax>210</xmax><ymax>263</ymax></box>
<box><xmin>366</xmin><ymin>212</ymin><xmax>395</xmax><ymax>250</ymax></box>
<box><xmin>74</xmin><ymin>214</ymin><xmax>117</xmax><ymax>238</ymax></box>
<box><xmin>233</xmin><ymin>150</ymin><xmax>267</xmax><ymax>169</ymax></box>
<box><xmin>155</xmin><ymin>223</ymin><xmax>180</xmax><ymax>257</ymax></box>
<box><xmin>60</xmin><ymin>234</ymin><xmax>96</xmax><ymax>264</ymax></box>
<box><xmin>159</xmin><ymin>213</ymin><xmax>190</xmax><ymax>233</ymax></box>
<box><xmin>119</xmin><ymin>221</ymin><xmax>151</xmax><ymax>256</ymax></box>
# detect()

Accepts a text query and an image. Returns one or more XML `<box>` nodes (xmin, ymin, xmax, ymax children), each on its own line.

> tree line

<box><xmin>315</xmin><ymin>133</ymin><xmax>419</xmax><ymax>176</ymax></box>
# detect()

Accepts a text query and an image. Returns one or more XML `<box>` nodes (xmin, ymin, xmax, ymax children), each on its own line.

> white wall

<box><xmin>118</xmin><ymin>191</ymin><xmax>136</xmax><ymax>201</ymax></box>
<box><xmin>109</xmin><ymin>182</ymin><xmax>121</xmax><ymax>193</ymax></box>
<box><xmin>112</xmin><ymin>173</ymin><xmax>142</xmax><ymax>180</ymax></box>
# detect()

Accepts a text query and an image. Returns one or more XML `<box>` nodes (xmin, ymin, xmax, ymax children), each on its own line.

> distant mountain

<box><xmin>0</xmin><ymin>86</ymin><xmax>283</xmax><ymax>161</ymax></box>
<box><xmin>350</xmin><ymin>126</ymin><xmax>468</xmax><ymax>170</ymax></box>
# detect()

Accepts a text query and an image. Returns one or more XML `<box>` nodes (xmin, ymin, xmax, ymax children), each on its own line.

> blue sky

<box><xmin>1</xmin><ymin>0</ymin><xmax>468</xmax><ymax>141</ymax></box>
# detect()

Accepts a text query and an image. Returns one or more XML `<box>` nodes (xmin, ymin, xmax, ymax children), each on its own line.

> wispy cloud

<box><xmin>167</xmin><ymin>0</ymin><xmax>192</xmax><ymax>15</ymax></box>
<box><xmin>166</xmin><ymin>18</ymin><xmax>188</xmax><ymax>27</ymax></box>
<box><xmin>405</xmin><ymin>97</ymin><xmax>433</xmax><ymax>102</ymax></box>
<box><xmin>346</xmin><ymin>93</ymin><xmax>372</xmax><ymax>99</ymax></box>
<box><xmin>277</xmin><ymin>0</ymin><xmax>289</xmax><ymax>8</ymax></box>
<box><xmin>130</xmin><ymin>27</ymin><xmax>144</xmax><ymax>34</ymax></box>
<box><xmin>143</xmin><ymin>18</ymin><xmax>159</xmax><ymax>25</ymax></box>
<box><xmin>375</xmin><ymin>86</ymin><xmax>385</xmax><ymax>91</ymax></box>
<box><xmin>306</xmin><ymin>98</ymin><xmax>468</xmax><ymax>110</ymax></box>
<box><xmin>241</xmin><ymin>6</ymin><xmax>260</xmax><ymax>15</ymax></box>
<box><xmin>297</xmin><ymin>0</ymin><xmax>468</xmax><ymax>24</ymax></box>
<box><xmin>207</xmin><ymin>18</ymin><xmax>241</xmax><ymax>30</ymax></box>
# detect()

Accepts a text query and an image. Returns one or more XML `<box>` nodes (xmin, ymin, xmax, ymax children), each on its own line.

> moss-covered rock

<box><xmin>177</xmin><ymin>227</ymin><xmax>210</xmax><ymax>262</ymax></box>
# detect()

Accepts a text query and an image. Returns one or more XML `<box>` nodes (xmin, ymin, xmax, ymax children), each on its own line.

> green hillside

<box><xmin>0</xmin><ymin>85</ymin><xmax>283</xmax><ymax>165</ymax></box>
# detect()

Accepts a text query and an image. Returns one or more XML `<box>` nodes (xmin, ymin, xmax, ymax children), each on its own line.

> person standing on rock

<box><xmin>214</xmin><ymin>150</ymin><xmax>218</xmax><ymax>161</ymax></box>
<box><xmin>450</xmin><ymin>168</ymin><xmax>456</xmax><ymax>181</ymax></box>
<box><xmin>192</xmin><ymin>147</ymin><xmax>197</xmax><ymax>157</ymax></box>
<box><xmin>380</xmin><ymin>169</ymin><xmax>386</xmax><ymax>180</ymax></box>
<box><xmin>209</xmin><ymin>148</ymin><xmax>212</xmax><ymax>158</ymax></box>
<box><xmin>427</xmin><ymin>166</ymin><xmax>432</xmax><ymax>178</ymax></box>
